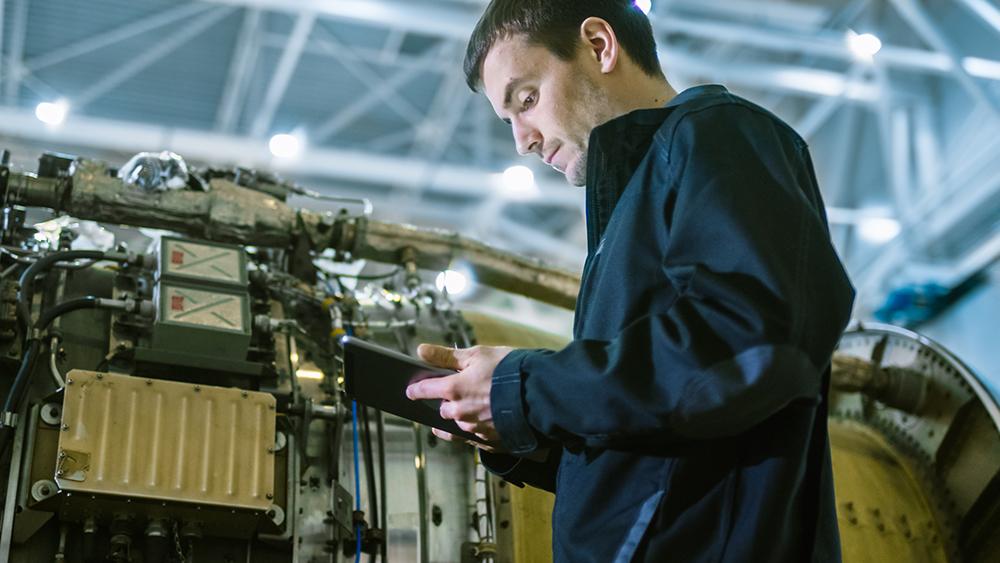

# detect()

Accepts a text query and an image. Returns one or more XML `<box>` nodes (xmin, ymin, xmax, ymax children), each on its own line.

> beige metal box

<box><xmin>55</xmin><ymin>370</ymin><xmax>276</xmax><ymax>513</ymax></box>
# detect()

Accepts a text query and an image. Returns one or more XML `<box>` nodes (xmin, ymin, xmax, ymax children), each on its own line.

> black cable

<box><xmin>16</xmin><ymin>250</ymin><xmax>105</xmax><ymax>330</ymax></box>
<box><xmin>359</xmin><ymin>405</ymin><xmax>379</xmax><ymax>563</ymax></box>
<box><xmin>375</xmin><ymin>408</ymin><xmax>388</xmax><ymax>563</ymax></box>
<box><xmin>1</xmin><ymin>296</ymin><xmax>106</xmax><ymax>460</ymax></box>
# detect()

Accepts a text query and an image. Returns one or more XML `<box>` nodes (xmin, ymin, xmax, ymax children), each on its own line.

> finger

<box><xmin>440</xmin><ymin>400</ymin><xmax>485</xmax><ymax>422</ymax></box>
<box><xmin>417</xmin><ymin>344</ymin><xmax>461</xmax><ymax>370</ymax></box>
<box><xmin>406</xmin><ymin>374</ymin><xmax>457</xmax><ymax>401</ymax></box>
<box><xmin>431</xmin><ymin>428</ymin><xmax>457</xmax><ymax>442</ymax></box>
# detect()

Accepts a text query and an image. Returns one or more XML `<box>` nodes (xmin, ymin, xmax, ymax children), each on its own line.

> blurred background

<box><xmin>0</xmin><ymin>0</ymin><xmax>997</xmax><ymax>381</ymax></box>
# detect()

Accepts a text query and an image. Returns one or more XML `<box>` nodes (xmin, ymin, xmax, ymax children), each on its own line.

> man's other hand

<box><xmin>406</xmin><ymin>343</ymin><xmax>513</xmax><ymax>450</ymax></box>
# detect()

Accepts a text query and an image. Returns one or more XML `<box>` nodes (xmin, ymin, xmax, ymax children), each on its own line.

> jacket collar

<box><xmin>583</xmin><ymin>84</ymin><xmax>728</xmax><ymax>253</ymax></box>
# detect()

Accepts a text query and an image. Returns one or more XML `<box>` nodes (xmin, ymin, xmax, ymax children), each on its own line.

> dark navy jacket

<box><xmin>484</xmin><ymin>85</ymin><xmax>855</xmax><ymax>562</ymax></box>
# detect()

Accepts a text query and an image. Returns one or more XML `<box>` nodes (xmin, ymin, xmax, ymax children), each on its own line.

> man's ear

<box><xmin>579</xmin><ymin>17</ymin><xmax>619</xmax><ymax>74</ymax></box>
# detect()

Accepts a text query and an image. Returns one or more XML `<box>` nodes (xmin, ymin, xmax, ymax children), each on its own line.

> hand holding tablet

<box><xmin>341</xmin><ymin>336</ymin><xmax>509</xmax><ymax>447</ymax></box>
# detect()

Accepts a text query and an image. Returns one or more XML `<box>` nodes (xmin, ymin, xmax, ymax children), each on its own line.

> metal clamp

<box><xmin>0</xmin><ymin>411</ymin><xmax>19</xmax><ymax>429</ymax></box>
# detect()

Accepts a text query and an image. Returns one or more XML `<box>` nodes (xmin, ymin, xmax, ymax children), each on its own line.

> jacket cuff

<box><xmin>491</xmin><ymin>349</ymin><xmax>540</xmax><ymax>455</ymax></box>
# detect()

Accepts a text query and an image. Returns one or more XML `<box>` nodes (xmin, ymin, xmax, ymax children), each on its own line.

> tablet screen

<box><xmin>340</xmin><ymin>336</ymin><xmax>488</xmax><ymax>444</ymax></box>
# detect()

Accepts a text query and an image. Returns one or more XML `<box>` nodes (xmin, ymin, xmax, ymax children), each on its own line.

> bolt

<box><xmin>61</xmin><ymin>424</ymin><xmax>69</xmax><ymax>431</ymax></box>
<box><xmin>96</xmin><ymin>374</ymin><xmax>103</xmax><ymax>380</ymax></box>
<box><xmin>67</xmin><ymin>379</ymin><xmax>73</xmax><ymax>385</ymax></box>
<box><xmin>266</xmin><ymin>493</ymin><xmax>273</xmax><ymax>500</ymax></box>
<box><xmin>242</xmin><ymin>391</ymin><xmax>248</xmax><ymax>398</ymax></box>
<box><xmin>146</xmin><ymin>380</ymin><xmax>152</xmax><ymax>385</ymax></box>
<box><xmin>194</xmin><ymin>386</ymin><xmax>201</xmax><ymax>392</ymax></box>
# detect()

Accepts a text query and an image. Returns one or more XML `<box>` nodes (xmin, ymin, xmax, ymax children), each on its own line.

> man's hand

<box><xmin>406</xmin><ymin>343</ymin><xmax>513</xmax><ymax>451</ymax></box>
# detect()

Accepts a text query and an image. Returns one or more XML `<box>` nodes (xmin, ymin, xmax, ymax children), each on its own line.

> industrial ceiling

<box><xmin>0</xmin><ymin>0</ymin><xmax>997</xmax><ymax>323</ymax></box>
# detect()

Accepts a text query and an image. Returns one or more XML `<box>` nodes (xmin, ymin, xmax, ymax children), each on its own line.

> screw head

<box><xmin>241</xmin><ymin>391</ymin><xmax>248</xmax><ymax>398</ymax></box>
<box><xmin>194</xmin><ymin>386</ymin><xmax>201</xmax><ymax>392</ymax></box>
<box><xmin>96</xmin><ymin>374</ymin><xmax>103</xmax><ymax>380</ymax></box>
<box><xmin>61</xmin><ymin>424</ymin><xmax>69</xmax><ymax>431</ymax></box>
<box><xmin>266</xmin><ymin>493</ymin><xmax>273</xmax><ymax>499</ymax></box>
<box><xmin>67</xmin><ymin>379</ymin><xmax>73</xmax><ymax>385</ymax></box>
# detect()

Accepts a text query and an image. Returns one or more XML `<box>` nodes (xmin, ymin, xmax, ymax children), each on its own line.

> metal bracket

<box><xmin>0</xmin><ymin>411</ymin><xmax>18</xmax><ymax>429</ymax></box>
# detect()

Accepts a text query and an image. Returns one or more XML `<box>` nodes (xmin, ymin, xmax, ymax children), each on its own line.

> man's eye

<box><xmin>522</xmin><ymin>94</ymin><xmax>536</xmax><ymax>109</ymax></box>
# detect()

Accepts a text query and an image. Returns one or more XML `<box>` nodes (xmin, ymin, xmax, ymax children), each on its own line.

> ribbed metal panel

<box><xmin>56</xmin><ymin>370</ymin><xmax>275</xmax><ymax>512</ymax></box>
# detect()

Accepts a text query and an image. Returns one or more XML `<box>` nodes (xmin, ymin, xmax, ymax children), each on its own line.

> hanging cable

<box><xmin>352</xmin><ymin>400</ymin><xmax>362</xmax><ymax>563</ymax></box>
<box><xmin>376</xmin><ymin>408</ymin><xmax>388</xmax><ymax>563</ymax></box>
<box><xmin>360</xmin><ymin>405</ymin><xmax>379</xmax><ymax>563</ymax></box>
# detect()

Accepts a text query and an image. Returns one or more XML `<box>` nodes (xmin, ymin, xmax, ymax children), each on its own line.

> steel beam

<box><xmin>75</xmin><ymin>7</ymin><xmax>235</xmax><ymax>109</ymax></box>
<box><xmin>310</xmin><ymin>43</ymin><xmax>446</xmax><ymax>141</ymax></box>
<box><xmin>956</xmin><ymin>0</ymin><xmax>1000</xmax><ymax>36</ymax></box>
<box><xmin>24</xmin><ymin>3</ymin><xmax>212</xmax><ymax>73</ymax></box>
<box><xmin>4</xmin><ymin>0</ymin><xmax>28</xmax><ymax>105</ymax></box>
<box><xmin>216</xmin><ymin>8</ymin><xmax>262</xmax><ymax>133</ymax></box>
<box><xmin>201</xmin><ymin>0</ymin><xmax>1000</xmax><ymax>82</ymax></box>
<box><xmin>250</xmin><ymin>11</ymin><xmax>316</xmax><ymax>137</ymax></box>
<box><xmin>890</xmin><ymin>0</ymin><xmax>1000</xmax><ymax>115</ymax></box>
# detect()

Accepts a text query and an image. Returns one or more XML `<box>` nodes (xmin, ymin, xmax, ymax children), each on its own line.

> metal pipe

<box><xmin>5</xmin><ymin>161</ymin><xmax>581</xmax><ymax>309</ymax></box>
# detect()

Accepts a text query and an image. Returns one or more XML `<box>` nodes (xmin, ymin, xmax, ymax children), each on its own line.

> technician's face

<box><xmin>481</xmin><ymin>35</ymin><xmax>613</xmax><ymax>187</ymax></box>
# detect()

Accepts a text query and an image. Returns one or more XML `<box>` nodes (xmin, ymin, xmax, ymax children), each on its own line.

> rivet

<box><xmin>146</xmin><ymin>380</ymin><xmax>153</xmax><ymax>386</ymax></box>
<box><xmin>194</xmin><ymin>386</ymin><xmax>201</xmax><ymax>392</ymax></box>
<box><xmin>61</xmin><ymin>424</ymin><xmax>69</xmax><ymax>431</ymax></box>
<box><xmin>266</xmin><ymin>493</ymin><xmax>273</xmax><ymax>499</ymax></box>
<box><xmin>96</xmin><ymin>374</ymin><xmax>103</xmax><ymax>380</ymax></box>
<box><xmin>67</xmin><ymin>379</ymin><xmax>73</xmax><ymax>385</ymax></box>
<box><xmin>242</xmin><ymin>391</ymin><xmax>248</xmax><ymax>398</ymax></box>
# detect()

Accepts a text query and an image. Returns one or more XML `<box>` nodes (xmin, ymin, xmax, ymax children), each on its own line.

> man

<box><xmin>406</xmin><ymin>1</ymin><xmax>855</xmax><ymax>561</ymax></box>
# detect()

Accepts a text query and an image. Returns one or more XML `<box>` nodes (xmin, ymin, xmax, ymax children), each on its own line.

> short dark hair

<box><xmin>463</xmin><ymin>0</ymin><xmax>663</xmax><ymax>91</ymax></box>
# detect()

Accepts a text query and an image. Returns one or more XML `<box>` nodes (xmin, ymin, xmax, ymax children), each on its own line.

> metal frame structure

<box><xmin>0</xmin><ymin>0</ymin><xmax>997</xmax><ymax>319</ymax></box>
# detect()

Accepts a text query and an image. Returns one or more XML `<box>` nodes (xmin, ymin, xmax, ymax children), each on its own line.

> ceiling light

<box><xmin>268</xmin><ymin>133</ymin><xmax>303</xmax><ymax>159</ymax></box>
<box><xmin>634</xmin><ymin>0</ymin><xmax>652</xmax><ymax>15</ymax></box>
<box><xmin>846</xmin><ymin>30</ymin><xmax>882</xmax><ymax>60</ymax></box>
<box><xmin>858</xmin><ymin>217</ymin><xmax>900</xmax><ymax>244</ymax></box>
<box><xmin>436</xmin><ymin>270</ymin><xmax>468</xmax><ymax>296</ymax></box>
<box><xmin>35</xmin><ymin>100</ymin><xmax>68</xmax><ymax>126</ymax></box>
<box><xmin>500</xmin><ymin>165</ymin><xmax>538</xmax><ymax>199</ymax></box>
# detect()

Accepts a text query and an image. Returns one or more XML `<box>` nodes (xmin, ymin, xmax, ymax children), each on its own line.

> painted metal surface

<box><xmin>56</xmin><ymin>370</ymin><xmax>276</xmax><ymax>512</ymax></box>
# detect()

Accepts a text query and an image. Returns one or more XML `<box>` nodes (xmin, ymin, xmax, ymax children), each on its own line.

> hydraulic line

<box><xmin>16</xmin><ymin>249</ymin><xmax>107</xmax><ymax>329</ymax></box>
<box><xmin>376</xmin><ymin>409</ymin><xmax>388</xmax><ymax>563</ymax></box>
<box><xmin>360</xmin><ymin>405</ymin><xmax>379</xmax><ymax>563</ymax></box>
<box><xmin>352</xmin><ymin>400</ymin><xmax>362</xmax><ymax>563</ymax></box>
<box><xmin>0</xmin><ymin>296</ymin><xmax>149</xmax><ymax>459</ymax></box>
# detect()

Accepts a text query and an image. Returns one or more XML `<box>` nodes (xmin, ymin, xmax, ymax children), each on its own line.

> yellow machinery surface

<box><xmin>56</xmin><ymin>370</ymin><xmax>276</xmax><ymax>512</ymax></box>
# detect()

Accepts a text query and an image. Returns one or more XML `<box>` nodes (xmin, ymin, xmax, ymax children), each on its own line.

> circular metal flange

<box><xmin>40</xmin><ymin>403</ymin><xmax>62</xmax><ymax>426</ymax></box>
<box><xmin>31</xmin><ymin>479</ymin><xmax>58</xmax><ymax>502</ymax></box>
<box><xmin>267</xmin><ymin>504</ymin><xmax>285</xmax><ymax>527</ymax></box>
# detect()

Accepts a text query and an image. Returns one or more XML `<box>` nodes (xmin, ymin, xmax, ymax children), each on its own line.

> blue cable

<box><xmin>352</xmin><ymin>399</ymin><xmax>362</xmax><ymax>563</ymax></box>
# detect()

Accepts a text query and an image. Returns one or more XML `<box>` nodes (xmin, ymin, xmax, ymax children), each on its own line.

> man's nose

<box><xmin>513</xmin><ymin>121</ymin><xmax>542</xmax><ymax>156</ymax></box>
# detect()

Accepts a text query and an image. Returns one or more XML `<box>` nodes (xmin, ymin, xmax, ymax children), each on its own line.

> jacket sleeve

<box><xmin>490</xmin><ymin>106</ymin><xmax>855</xmax><ymax>455</ymax></box>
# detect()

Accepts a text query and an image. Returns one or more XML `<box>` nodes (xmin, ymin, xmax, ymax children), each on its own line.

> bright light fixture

<box><xmin>268</xmin><ymin>133</ymin><xmax>303</xmax><ymax>158</ymax></box>
<box><xmin>634</xmin><ymin>0</ymin><xmax>652</xmax><ymax>15</ymax></box>
<box><xmin>35</xmin><ymin>100</ymin><xmax>68</xmax><ymax>126</ymax></box>
<box><xmin>846</xmin><ymin>30</ymin><xmax>882</xmax><ymax>60</ymax></box>
<box><xmin>499</xmin><ymin>165</ymin><xmax>539</xmax><ymax>199</ymax></box>
<box><xmin>858</xmin><ymin>217</ymin><xmax>900</xmax><ymax>244</ymax></box>
<box><xmin>436</xmin><ymin>270</ymin><xmax>468</xmax><ymax>296</ymax></box>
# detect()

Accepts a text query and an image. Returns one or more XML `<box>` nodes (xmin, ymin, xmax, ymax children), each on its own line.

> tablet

<box><xmin>340</xmin><ymin>336</ymin><xmax>488</xmax><ymax>444</ymax></box>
